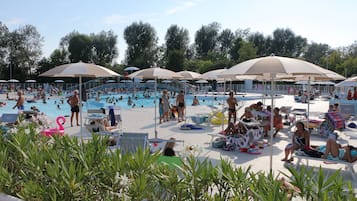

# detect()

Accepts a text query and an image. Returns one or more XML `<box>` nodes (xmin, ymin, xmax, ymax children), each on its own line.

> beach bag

<box><xmin>212</xmin><ymin>137</ymin><xmax>226</xmax><ymax>148</ymax></box>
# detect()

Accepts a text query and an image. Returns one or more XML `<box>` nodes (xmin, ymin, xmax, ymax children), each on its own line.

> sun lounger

<box><xmin>0</xmin><ymin>113</ymin><xmax>19</xmax><ymax>125</ymax></box>
<box><xmin>294</xmin><ymin>154</ymin><xmax>357</xmax><ymax>181</ymax></box>
<box><xmin>117</xmin><ymin>132</ymin><xmax>148</xmax><ymax>154</ymax></box>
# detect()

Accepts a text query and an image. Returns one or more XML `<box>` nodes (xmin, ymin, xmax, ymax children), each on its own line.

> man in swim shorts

<box><xmin>67</xmin><ymin>90</ymin><xmax>80</xmax><ymax>127</ymax></box>
<box><xmin>12</xmin><ymin>90</ymin><xmax>25</xmax><ymax>111</ymax></box>
<box><xmin>227</xmin><ymin>91</ymin><xmax>238</xmax><ymax>124</ymax></box>
<box><xmin>176</xmin><ymin>90</ymin><xmax>185</xmax><ymax>122</ymax></box>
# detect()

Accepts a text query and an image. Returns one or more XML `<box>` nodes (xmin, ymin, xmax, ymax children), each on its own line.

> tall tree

<box><xmin>91</xmin><ymin>30</ymin><xmax>118</xmax><ymax>66</ymax></box>
<box><xmin>124</xmin><ymin>21</ymin><xmax>158</xmax><ymax>68</ymax></box>
<box><xmin>248</xmin><ymin>32</ymin><xmax>271</xmax><ymax>56</ymax></box>
<box><xmin>0</xmin><ymin>22</ymin><xmax>9</xmax><ymax>79</ymax></box>
<box><xmin>7</xmin><ymin>25</ymin><xmax>43</xmax><ymax>80</ymax></box>
<box><xmin>271</xmin><ymin>28</ymin><xmax>307</xmax><ymax>57</ymax></box>
<box><xmin>237</xmin><ymin>41</ymin><xmax>257</xmax><ymax>63</ymax></box>
<box><xmin>217</xmin><ymin>29</ymin><xmax>234</xmax><ymax>56</ymax></box>
<box><xmin>194</xmin><ymin>22</ymin><xmax>220</xmax><ymax>59</ymax></box>
<box><xmin>304</xmin><ymin>42</ymin><xmax>329</xmax><ymax>65</ymax></box>
<box><xmin>164</xmin><ymin>25</ymin><xmax>189</xmax><ymax>71</ymax></box>
<box><xmin>68</xmin><ymin>34</ymin><xmax>92</xmax><ymax>63</ymax></box>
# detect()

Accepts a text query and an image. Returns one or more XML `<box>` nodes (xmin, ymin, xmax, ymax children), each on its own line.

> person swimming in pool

<box><xmin>12</xmin><ymin>90</ymin><xmax>25</xmax><ymax>111</ymax></box>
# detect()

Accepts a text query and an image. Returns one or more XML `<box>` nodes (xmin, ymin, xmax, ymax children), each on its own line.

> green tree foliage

<box><xmin>217</xmin><ymin>28</ymin><xmax>234</xmax><ymax>56</ymax></box>
<box><xmin>194</xmin><ymin>22</ymin><xmax>220</xmax><ymax>59</ymax></box>
<box><xmin>237</xmin><ymin>41</ymin><xmax>257</xmax><ymax>63</ymax></box>
<box><xmin>304</xmin><ymin>42</ymin><xmax>329</xmax><ymax>65</ymax></box>
<box><xmin>68</xmin><ymin>34</ymin><xmax>93</xmax><ymax>63</ymax></box>
<box><xmin>271</xmin><ymin>28</ymin><xmax>307</xmax><ymax>57</ymax></box>
<box><xmin>0</xmin><ymin>22</ymin><xmax>10</xmax><ymax>79</ymax></box>
<box><xmin>164</xmin><ymin>25</ymin><xmax>189</xmax><ymax>71</ymax></box>
<box><xmin>248</xmin><ymin>32</ymin><xmax>272</xmax><ymax>57</ymax></box>
<box><xmin>91</xmin><ymin>31</ymin><xmax>118</xmax><ymax>66</ymax></box>
<box><xmin>124</xmin><ymin>21</ymin><xmax>158</xmax><ymax>68</ymax></box>
<box><xmin>36</xmin><ymin>49</ymin><xmax>69</xmax><ymax>77</ymax></box>
<box><xmin>6</xmin><ymin>25</ymin><xmax>43</xmax><ymax>80</ymax></box>
<box><xmin>229</xmin><ymin>37</ymin><xmax>243</xmax><ymax>62</ymax></box>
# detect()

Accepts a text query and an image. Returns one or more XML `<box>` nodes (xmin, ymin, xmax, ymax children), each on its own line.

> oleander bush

<box><xmin>0</xmin><ymin>123</ymin><xmax>356</xmax><ymax>200</ymax></box>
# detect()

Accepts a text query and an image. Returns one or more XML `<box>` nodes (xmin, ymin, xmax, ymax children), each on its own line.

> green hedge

<box><xmin>0</xmin><ymin>123</ymin><xmax>356</xmax><ymax>200</ymax></box>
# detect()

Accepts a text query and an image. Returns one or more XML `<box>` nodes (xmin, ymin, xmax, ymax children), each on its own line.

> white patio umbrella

<box><xmin>335</xmin><ymin>75</ymin><xmax>357</xmax><ymax>87</ymax></box>
<box><xmin>8</xmin><ymin>79</ymin><xmax>19</xmax><ymax>82</ymax></box>
<box><xmin>199</xmin><ymin>69</ymin><xmax>226</xmax><ymax>81</ymax></box>
<box><xmin>39</xmin><ymin>61</ymin><xmax>121</xmax><ymax>139</ymax></box>
<box><xmin>124</xmin><ymin>66</ymin><xmax>140</xmax><ymax>71</ymax></box>
<box><xmin>25</xmin><ymin>80</ymin><xmax>36</xmax><ymax>83</ymax></box>
<box><xmin>220</xmin><ymin>55</ymin><xmax>345</xmax><ymax>172</ymax></box>
<box><xmin>128</xmin><ymin>67</ymin><xmax>183</xmax><ymax>138</ymax></box>
<box><xmin>177</xmin><ymin>70</ymin><xmax>201</xmax><ymax>80</ymax></box>
<box><xmin>195</xmin><ymin>80</ymin><xmax>208</xmax><ymax>84</ymax></box>
<box><xmin>0</xmin><ymin>80</ymin><xmax>8</xmax><ymax>82</ymax></box>
<box><xmin>54</xmin><ymin>80</ymin><xmax>65</xmax><ymax>83</ymax></box>
<box><xmin>106</xmin><ymin>79</ymin><xmax>116</xmax><ymax>83</ymax></box>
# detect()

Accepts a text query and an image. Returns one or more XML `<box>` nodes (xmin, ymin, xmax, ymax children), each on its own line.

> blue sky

<box><xmin>1</xmin><ymin>0</ymin><xmax>356</xmax><ymax>63</ymax></box>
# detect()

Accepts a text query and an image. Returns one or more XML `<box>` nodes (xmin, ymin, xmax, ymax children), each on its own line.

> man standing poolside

<box><xmin>176</xmin><ymin>90</ymin><xmax>185</xmax><ymax>122</ymax></box>
<box><xmin>227</xmin><ymin>91</ymin><xmax>238</xmax><ymax>123</ymax></box>
<box><xmin>12</xmin><ymin>90</ymin><xmax>25</xmax><ymax>111</ymax></box>
<box><xmin>67</xmin><ymin>90</ymin><xmax>80</xmax><ymax>127</ymax></box>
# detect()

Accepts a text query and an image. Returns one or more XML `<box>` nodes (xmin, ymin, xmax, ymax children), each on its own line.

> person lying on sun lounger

<box><xmin>321</xmin><ymin>138</ymin><xmax>357</xmax><ymax>162</ymax></box>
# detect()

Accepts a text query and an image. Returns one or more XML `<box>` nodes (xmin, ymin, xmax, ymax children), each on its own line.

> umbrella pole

<box><xmin>154</xmin><ymin>78</ymin><xmax>157</xmax><ymax>138</ymax></box>
<box><xmin>184</xmin><ymin>82</ymin><xmax>187</xmax><ymax>122</ymax></box>
<box><xmin>79</xmin><ymin>76</ymin><xmax>83</xmax><ymax>141</ymax></box>
<box><xmin>222</xmin><ymin>79</ymin><xmax>226</xmax><ymax>130</ymax></box>
<box><xmin>307</xmin><ymin>77</ymin><xmax>311</xmax><ymax>133</ymax></box>
<box><xmin>269</xmin><ymin>77</ymin><xmax>275</xmax><ymax>172</ymax></box>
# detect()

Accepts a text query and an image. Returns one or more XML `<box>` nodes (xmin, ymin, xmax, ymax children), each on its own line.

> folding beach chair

<box><xmin>117</xmin><ymin>132</ymin><xmax>148</xmax><ymax>154</ymax></box>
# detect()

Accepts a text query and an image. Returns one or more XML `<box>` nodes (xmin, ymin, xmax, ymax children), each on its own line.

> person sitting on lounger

<box><xmin>163</xmin><ymin>137</ymin><xmax>176</xmax><ymax>156</ymax></box>
<box><xmin>321</xmin><ymin>138</ymin><xmax>357</xmax><ymax>162</ymax></box>
<box><xmin>282</xmin><ymin>121</ymin><xmax>310</xmax><ymax>162</ymax></box>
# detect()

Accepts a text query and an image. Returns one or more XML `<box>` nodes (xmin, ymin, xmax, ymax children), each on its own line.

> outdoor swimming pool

<box><xmin>0</xmin><ymin>93</ymin><xmax>265</xmax><ymax>118</ymax></box>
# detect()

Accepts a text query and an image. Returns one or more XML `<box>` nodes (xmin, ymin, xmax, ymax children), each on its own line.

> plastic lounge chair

<box><xmin>0</xmin><ymin>113</ymin><xmax>19</xmax><ymax>125</ymax></box>
<box><xmin>117</xmin><ymin>132</ymin><xmax>148</xmax><ymax>154</ymax></box>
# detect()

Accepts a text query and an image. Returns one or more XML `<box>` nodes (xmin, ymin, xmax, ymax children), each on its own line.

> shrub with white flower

<box><xmin>181</xmin><ymin>144</ymin><xmax>203</xmax><ymax>157</ymax></box>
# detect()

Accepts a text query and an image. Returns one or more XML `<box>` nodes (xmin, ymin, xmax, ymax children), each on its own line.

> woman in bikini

<box><xmin>282</xmin><ymin>121</ymin><xmax>310</xmax><ymax>162</ymax></box>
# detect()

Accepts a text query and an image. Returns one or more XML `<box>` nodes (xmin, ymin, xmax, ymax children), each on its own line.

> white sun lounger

<box><xmin>294</xmin><ymin>154</ymin><xmax>357</xmax><ymax>181</ymax></box>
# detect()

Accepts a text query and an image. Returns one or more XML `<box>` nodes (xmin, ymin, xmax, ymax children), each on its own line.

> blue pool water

<box><xmin>1</xmin><ymin>93</ymin><xmax>263</xmax><ymax>118</ymax></box>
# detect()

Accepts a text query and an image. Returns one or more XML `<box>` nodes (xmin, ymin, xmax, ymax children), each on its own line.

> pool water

<box><xmin>0</xmin><ymin>93</ymin><xmax>263</xmax><ymax>118</ymax></box>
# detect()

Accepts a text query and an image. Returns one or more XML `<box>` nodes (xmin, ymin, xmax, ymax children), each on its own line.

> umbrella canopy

<box><xmin>106</xmin><ymin>79</ymin><xmax>116</xmax><ymax>83</ymax></box>
<box><xmin>8</xmin><ymin>79</ymin><xmax>19</xmax><ymax>82</ymax></box>
<box><xmin>39</xmin><ymin>62</ymin><xmax>121</xmax><ymax>139</ymax></box>
<box><xmin>25</xmin><ymin>80</ymin><xmax>36</xmax><ymax>83</ymax></box>
<box><xmin>128</xmin><ymin>67</ymin><xmax>182</xmax><ymax>80</ymax></box>
<box><xmin>221</xmin><ymin>55</ymin><xmax>345</xmax><ymax>172</ymax></box>
<box><xmin>177</xmin><ymin>70</ymin><xmax>201</xmax><ymax>80</ymax></box>
<box><xmin>0</xmin><ymin>80</ymin><xmax>8</xmax><ymax>82</ymax></box>
<box><xmin>220</xmin><ymin>55</ymin><xmax>345</xmax><ymax>79</ymax></box>
<box><xmin>128</xmin><ymin>67</ymin><xmax>182</xmax><ymax>138</ymax></box>
<box><xmin>162</xmin><ymin>80</ymin><xmax>172</xmax><ymax>83</ymax></box>
<box><xmin>54</xmin><ymin>80</ymin><xmax>65</xmax><ymax>83</ymax></box>
<box><xmin>335</xmin><ymin>75</ymin><xmax>357</xmax><ymax>87</ymax></box>
<box><xmin>195</xmin><ymin>80</ymin><xmax>209</xmax><ymax>84</ymax></box>
<box><xmin>199</xmin><ymin>69</ymin><xmax>226</xmax><ymax>80</ymax></box>
<box><xmin>124</xmin><ymin>66</ymin><xmax>140</xmax><ymax>71</ymax></box>
<box><xmin>40</xmin><ymin>62</ymin><xmax>120</xmax><ymax>78</ymax></box>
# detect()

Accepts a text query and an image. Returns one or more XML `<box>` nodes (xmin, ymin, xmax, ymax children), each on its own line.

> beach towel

<box><xmin>109</xmin><ymin>108</ymin><xmax>116</xmax><ymax>126</ymax></box>
<box><xmin>180</xmin><ymin>124</ymin><xmax>203</xmax><ymax>130</ymax></box>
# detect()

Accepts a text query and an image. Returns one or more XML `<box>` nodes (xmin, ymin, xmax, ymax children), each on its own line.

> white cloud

<box><xmin>5</xmin><ymin>18</ymin><xmax>25</xmax><ymax>26</ymax></box>
<box><xmin>166</xmin><ymin>0</ymin><xmax>199</xmax><ymax>15</ymax></box>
